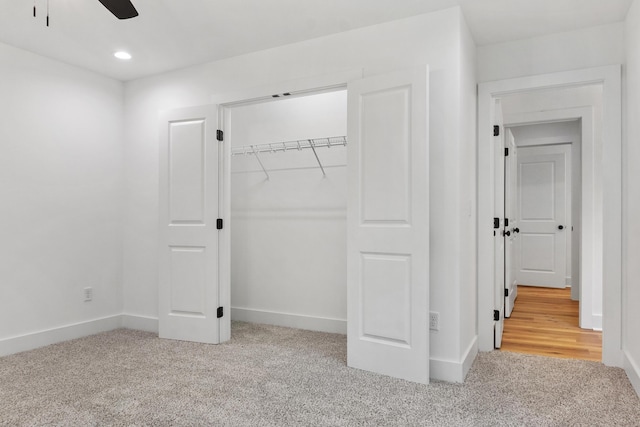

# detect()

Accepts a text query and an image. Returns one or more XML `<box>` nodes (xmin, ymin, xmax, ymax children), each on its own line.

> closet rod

<box><xmin>231</xmin><ymin>135</ymin><xmax>347</xmax><ymax>156</ymax></box>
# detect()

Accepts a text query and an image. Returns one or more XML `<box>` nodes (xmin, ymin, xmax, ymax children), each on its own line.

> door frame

<box><xmin>210</xmin><ymin>69</ymin><xmax>363</xmax><ymax>342</ymax></box>
<box><xmin>478</xmin><ymin>65</ymin><xmax>622</xmax><ymax>366</ymax></box>
<box><xmin>505</xmin><ymin>110</ymin><xmax>589</xmax><ymax>327</ymax></box>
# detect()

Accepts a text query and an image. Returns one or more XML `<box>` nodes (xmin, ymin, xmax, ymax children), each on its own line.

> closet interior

<box><xmin>228</xmin><ymin>89</ymin><xmax>348</xmax><ymax>333</ymax></box>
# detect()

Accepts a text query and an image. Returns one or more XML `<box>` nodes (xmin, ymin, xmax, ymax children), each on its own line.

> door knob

<box><xmin>558</xmin><ymin>225</ymin><xmax>564</xmax><ymax>230</ymax></box>
<box><xmin>504</xmin><ymin>230</ymin><xmax>511</xmax><ymax>236</ymax></box>
<box><xmin>513</xmin><ymin>227</ymin><xmax>520</xmax><ymax>233</ymax></box>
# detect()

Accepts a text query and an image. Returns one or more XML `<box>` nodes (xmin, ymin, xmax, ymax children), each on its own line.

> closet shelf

<box><xmin>231</xmin><ymin>136</ymin><xmax>347</xmax><ymax>156</ymax></box>
<box><xmin>231</xmin><ymin>136</ymin><xmax>347</xmax><ymax>179</ymax></box>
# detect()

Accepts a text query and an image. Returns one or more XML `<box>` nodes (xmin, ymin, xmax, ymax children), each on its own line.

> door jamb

<box><xmin>477</xmin><ymin>65</ymin><xmax>622</xmax><ymax>366</ymax></box>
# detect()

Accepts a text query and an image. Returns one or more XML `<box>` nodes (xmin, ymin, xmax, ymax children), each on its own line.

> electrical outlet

<box><xmin>429</xmin><ymin>311</ymin><xmax>439</xmax><ymax>331</ymax></box>
<box><xmin>84</xmin><ymin>287</ymin><xmax>93</xmax><ymax>302</ymax></box>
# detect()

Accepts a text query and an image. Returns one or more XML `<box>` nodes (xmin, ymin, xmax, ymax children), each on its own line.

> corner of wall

<box><xmin>430</xmin><ymin>336</ymin><xmax>478</xmax><ymax>383</ymax></box>
<box><xmin>121</xmin><ymin>314</ymin><xmax>159</xmax><ymax>333</ymax></box>
<box><xmin>458</xmin><ymin>2</ymin><xmax>479</xmax><ymax>360</ymax></box>
<box><xmin>624</xmin><ymin>0</ymin><xmax>640</xmax><ymax>387</ymax></box>
<box><xmin>624</xmin><ymin>350</ymin><xmax>640</xmax><ymax>397</ymax></box>
<box><xmin>0</xmin><ymin>313</ymin><xmax>163</xmax><ymax>357</ymax></box>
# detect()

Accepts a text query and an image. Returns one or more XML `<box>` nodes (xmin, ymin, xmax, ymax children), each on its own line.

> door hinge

<box><xmin>505</xmin><ymin>218</ymin><xmax>509</xmax><ymax>227</ymax></box>
<box><xmin>216</xmin><ymin>129</ymin><xmax>224</xmax><ymax>141</ymax></box>
<box><xmin>493</xmin><ymin>125</ymin><xmax>500</xmax><ymax>136</ymax></box>
<box><xmin>504</xmin><ymin>288</ymin><xmax>509</xmax><ymax>297</ymax></box>
<box><xmin>505</xmin><ymin>147</ymin><xmax>509</xmax><ymax>156</ymax></box>
<box><xmin>494</xmin><ymin>217</ymin><xmax>500</xmax><ymax>229</ymax></box>
<box><xmin>493</xmin><ymin>310</ymin><xmax>500</xmax><ymax>321</ymax></box>
<box><xmin>216</xmin><ymin>218</ymin><xmax>223</xmax><ymax>230</ymax></box>
<box><xmin>217</xmin><ymin>306</ymin><xmax>224</xmax><ymax>318</ymax></box>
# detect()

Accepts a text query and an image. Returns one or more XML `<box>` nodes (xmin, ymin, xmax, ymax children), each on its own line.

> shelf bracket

<box><xmin>251</xmin><ymin>145</ymin><xmax>270</xmax><ymax>180</ymax></box>
<box><xmin>308</xmin><ymin>139</ymin><xmax>326</xmax><ymax>176</ymax></box>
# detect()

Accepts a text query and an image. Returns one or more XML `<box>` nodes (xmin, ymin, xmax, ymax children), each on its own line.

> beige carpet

<box><xmin>0</xmin><ymin>322</ymin><xmax>638</xmax><ymax>426</ymax></box>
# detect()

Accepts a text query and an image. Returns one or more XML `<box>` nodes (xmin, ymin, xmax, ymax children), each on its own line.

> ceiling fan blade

<box><xmin>98</xmin><ymin>0</ymin><xmax>138</xmax><ymax>19</ymax></box>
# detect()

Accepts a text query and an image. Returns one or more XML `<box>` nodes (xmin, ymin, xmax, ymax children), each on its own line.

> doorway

<box><xmin>498</xmin><ymin>119</ymin><xmax>602</xmax><ymax>360</ymax></box>
<box><xmin>505</xmin><ymin>120</ymin><xmax>580</xmax><ymax>297</ymax></box>
<box><xmin>478</xmin><ymin>65</ymin><xmax>622</xmax><ymax>367</ymax></box>
<box><xmin>225</xmin><ymin>89</ymin><xmax>349</xmax><ymax>334</ymax></box>
<box><xmin>217</xmin><ymin>68</ymin><xmax>431</xmax><ymax>383</ymax></box>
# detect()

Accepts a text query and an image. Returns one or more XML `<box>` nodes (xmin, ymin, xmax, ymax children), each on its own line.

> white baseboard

<box><xmin>624</xmin><ymin>351</ymin><xmax>640</xmax><ymax>397</ymax></box>
<box><xmin>0</xmin><ymin>315</ymin><xmax>122</xmax><ymax>357</ymax></box>
<box><xmin>430</xmin><ymin>359</ymin><xmax>463</xmax><ymax>383</ymax></box>
<box><xmin>121</xmin><ymin>314</ymin><xmax>159</xmax><ymax>333</ymax></box>
<box><xmin>592</xmin><ymin>314</ymin><xmax>603</xmax><ymax>331</ymax></box>
<box><xmin>430</xmin><ymin>337</ymin><xmax>478</xmax><ymax>383</ymax></box>
<box><xmin>461</xmin><ymin>337</ymin><xmax>479</xmax><ymax>380</ymax></box>
<box><xmin>231</xmin><ymin>307</ymin><xmax>347</xmax><ymax>334</ymax></box>
<box><xmin>0</xmin><ymin>314</ymin><xmax>484</xmax><ymax>387</ymax></box>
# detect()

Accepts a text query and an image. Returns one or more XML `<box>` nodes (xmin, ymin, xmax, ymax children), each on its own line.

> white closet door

<box><xmin>504</xmin><ymin>129</ymin><xmax>518</xmax><ymax>318</ymax></box>
<box><xmin>347</xmin><ymin>67</ymin><xmax>429</xmax><ymax>384</ymax></box>
<box><xmin>158</xmin><ymin>105</ymin><xmax>224</xmax><ymax>344</ymax></box>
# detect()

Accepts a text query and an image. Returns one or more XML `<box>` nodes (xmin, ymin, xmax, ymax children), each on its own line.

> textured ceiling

<box><xmin>0</xmin><ymin>0</ymin><xmax>633</xmax><ymax>81</ymax></box>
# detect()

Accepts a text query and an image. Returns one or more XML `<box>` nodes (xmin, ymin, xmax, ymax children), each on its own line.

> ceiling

<box><xmin>0</xmin><ymin>0</ymin><xmax>633</xmax><ymax>81</ymax></box>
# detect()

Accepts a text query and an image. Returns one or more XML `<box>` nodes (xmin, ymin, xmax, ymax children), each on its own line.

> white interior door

<box><xmin>158</xmin><ymin>105</ymin><xmax>225</xmax><ymax>343</ymax></box>
<box><xmin>347</xmin><ymin>67</ymin><xmax>429</xmax><ymax>384</ymax></box>
<box><xmin>493</xmin><ymin>100</ymin><xmax>505</xmax><ymax>348</ymax></box>
<box><xmin>516</xmin><ymin>145</ymin><xmax>569</xmax><ymax>288</ymax></box>
<box><xmin>504</xmin><ymin>129</ymin><xmax>518</xmax><ymax>318</ymax></box>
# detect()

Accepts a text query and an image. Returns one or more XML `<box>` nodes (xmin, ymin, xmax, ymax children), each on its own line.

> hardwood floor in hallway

<box><xmin>501</xmin><ymin>285</ymin><xmax>602</xmax><ymax>362</ymax></box>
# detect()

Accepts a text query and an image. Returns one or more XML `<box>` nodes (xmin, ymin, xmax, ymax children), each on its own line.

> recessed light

<box><xmin>114</xmin><ymin>51</ymin><xmax>132</xmax><ymax>60</ymax></box>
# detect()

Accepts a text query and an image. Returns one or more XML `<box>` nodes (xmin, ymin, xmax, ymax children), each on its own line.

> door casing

<box><xmin>478</xmin><ymin>65</ymin><xmax>622</xmax><ymax>366</ymax></box>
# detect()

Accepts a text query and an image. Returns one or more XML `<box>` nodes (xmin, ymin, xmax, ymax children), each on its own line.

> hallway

<box><xmin>501</xmin><ymin>286</ymin><xmax>602</xmax><ymax>361</ymax></box>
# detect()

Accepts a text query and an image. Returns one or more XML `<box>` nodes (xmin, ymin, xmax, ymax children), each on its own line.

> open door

<box><xmin>158</xmin><ymin>105</ymin><xmax>227</xmax><ymax>344</ymax></box>
<box><xmin>347</xmin><ymin>67</ymin><xmax>429</xmax><ymax>384</ymax></box>
<box><xmin>504</xmin><ymin>129</ymin><xmax>518</xmax><ymax>317</ymax></box>
<box><xmin>494</xmin><ymin>100</ymin><xmax>505</xmax><ymax>348</ymax></box>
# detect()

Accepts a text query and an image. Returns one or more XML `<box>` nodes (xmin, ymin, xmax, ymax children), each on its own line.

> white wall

<box><xmin>624</xmin><ymin>0</ymin><xmax>640</xmax><ymax>395</ymax></box>
<box><xmin>228</xmin><ymin>91</ymin><xmax>348</xmax><ymax>332</ymax></box>
<box><xmin>0</xmin><ymin>42</ymin><xmax>124</xmax><ymax>353</ymax></box>
<box><xmin>122</xmin><ymin>7</ymin><xmax>476</xmax><ymax>381</ymax></box>
<box><xmin>477</xmin><ymin>23</ymin><xmax>624</xmax><ymax>82</ymax></box>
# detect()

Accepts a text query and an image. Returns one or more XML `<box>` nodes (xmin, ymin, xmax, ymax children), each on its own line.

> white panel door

<box><xmin>158</xmin><ymin>105</ymin><xmax>224</xmax><ymax>344</ymax></box>
<box><xmin>504</xmin><ymin>129</ymin><xmax>518</xmax><ymax>318</ymax></box>
<box><xmin>517</xmin><ymin>145</ymin><xmax>569</xmax><ymax>288</ymax></box>
<box><xmin>347</xmin><ymin>67</ymin><xmax>429</xmax><ymax>384</ymax></box>
<box><xmin>493</xmin><ymin>100</ymin><xmax>505</xmax><ymax>348</ymax></box>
